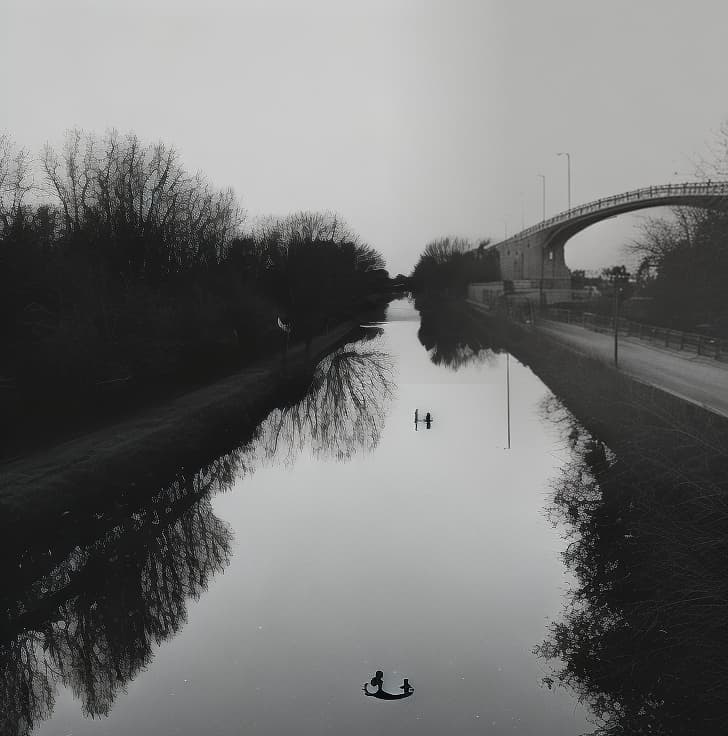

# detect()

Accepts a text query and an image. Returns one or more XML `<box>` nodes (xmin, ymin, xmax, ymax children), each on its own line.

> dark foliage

<box><xmin>630</xmin><ymin>207</ymin><xmax>728</xmax><ymax>334</ymax></box>
<box><xmin>410</xmin><ymin>237</ymin><xmax>499</xmax><ymax>297</ymax></box>
<box><xmin>0</xmin><ymin>132</ymin><xmax>387</xmax><ymax>454</ymax></box>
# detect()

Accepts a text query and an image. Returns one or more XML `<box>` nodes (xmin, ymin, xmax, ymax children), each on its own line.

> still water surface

<box><xmin>18</xmin><ymin>299</ymin><xmax>593</xmax><ymax>735</ymax></box>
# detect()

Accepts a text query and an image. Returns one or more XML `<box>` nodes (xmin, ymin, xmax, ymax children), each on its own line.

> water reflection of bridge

<box><xmin>469</xmin><ymin>181</ymin><xmax>728</xmax><ymax>305</ymax></box>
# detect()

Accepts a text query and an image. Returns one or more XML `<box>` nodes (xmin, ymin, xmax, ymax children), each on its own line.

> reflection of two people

<box><xmin>363</xmin><ymin>670</ymin><xmax>414</xmax><ymax>699</ymax></box>
<box><xmin>414</xmin><ymin>409</ymin><xmax>432</xmax><ymax>431</ymax></box>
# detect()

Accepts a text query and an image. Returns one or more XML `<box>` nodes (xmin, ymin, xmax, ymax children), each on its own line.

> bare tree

<box><xmin>0</xmin><ymin>134</ymin><xmax>33</xmax><ymax>235</ymax></box>
<box><xmin>421</xmin><ymin>236</ymin><xmax>472</xmax><ymax>264</ymax></box>
<box><xmin>40</xmin><ymin>129</ymin><xmax>245</xmax><ymax>276</ymax></box>
<box><xmin>695</xmin><ymin>119</ymin><xmax>728</xmax><ymax>181</ymax></box>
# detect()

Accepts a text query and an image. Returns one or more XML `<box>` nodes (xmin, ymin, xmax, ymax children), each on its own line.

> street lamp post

<box><xmin>537</xmin><ymin>174</ymin><xmax>546</xmax><ymax>221</ymax></box>
<box><xmin>606</xmin><ymin>267</ymin><xmax>628</xmax><ymax>368</ymax></box>
<box><xmin>557</xmin><ymin>152</ymin><xmax>571</xmax><ymax>210</ymax></box>
<box><xmin>520</xmin><ymin>191</ymin><xmax>525</xmax><ymax>230</ymax></box>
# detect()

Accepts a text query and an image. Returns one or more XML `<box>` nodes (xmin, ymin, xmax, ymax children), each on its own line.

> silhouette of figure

<box><xmin>414</xmin><ymin>408</ymin><xmax>418</xmax><ymax>431</ymax></box>
<box><xmin>425</xmin><ymin>412</ymin><xmax>432</xmax><ymax>429</ymax></box>
<box><xmin>370</xmin><ymin>670</ymin><xmax>384</xmax><ymax>691</ymax></box>
<box><xmin>363</xmin><ymin>670</ymin><xmax>413</xmax><ymax>700</ymax></box>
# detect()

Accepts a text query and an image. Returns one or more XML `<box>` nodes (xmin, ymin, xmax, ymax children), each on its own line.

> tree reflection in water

<box><xmin>249</xmin><ymin>334</ymin><xmax>394</xmax><ymax>463</ymax></box>
<box><xmin>536</xmin><ymin>396</ymin><xmax>728</xmax><ymax>735</ymax></box>
<box><xmin>414</xmin><ymin>297</ymin><xmax>501</xmax><ymax>370</ymax></box>
<box><xmin>0</xmin><ymin>457</ymin><xmax>234</xmax><ymax>736</ymax></box>
<box><xmin>0</xmin><ymin>335</ymin><xmax>395</xmax><ymax>735</ymax></box>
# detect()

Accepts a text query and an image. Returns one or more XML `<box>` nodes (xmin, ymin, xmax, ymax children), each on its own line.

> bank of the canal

<box><xmin>466</xmin><ymin>301</ymin><xmax>728</xmax><ymax>454</ymax></box>
<box><xmin>466</xmin><ymin>305</ymin><xmax>728</xmax><ymax>733</ymax></box>
<box><xmin>0</xmin><ymin>322</ymin><xmax>364</xmax><ymax>545</ymax></box>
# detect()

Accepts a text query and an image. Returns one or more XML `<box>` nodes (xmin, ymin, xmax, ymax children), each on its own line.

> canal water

<box><xmin>13</xmin><ymin>298</ymin><xmax>594</xmax><ymax>735</ymax></box>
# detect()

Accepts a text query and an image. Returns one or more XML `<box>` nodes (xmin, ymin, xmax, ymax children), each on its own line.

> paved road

<box><xmin>538</xmin><ymin>320</ymin><xmax>728</xmax><ymax>418</ymax></box>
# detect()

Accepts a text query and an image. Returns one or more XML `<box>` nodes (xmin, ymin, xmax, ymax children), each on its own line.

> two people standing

<box><xmin>414</xmin><ymin>409</ymin><xmax>432</xmax><ymax>430</ymax></box>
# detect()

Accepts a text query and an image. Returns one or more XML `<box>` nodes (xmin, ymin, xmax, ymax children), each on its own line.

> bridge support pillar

<box><xmin>495</xmin><ymin>233</ymin><xmax>571</xmax><ymax>291</ymax></box>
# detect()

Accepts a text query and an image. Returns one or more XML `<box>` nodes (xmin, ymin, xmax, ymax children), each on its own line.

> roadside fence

<box><xmin>543</xmin><ymin>308</ymin><xmax>728</xmax><ymax>362</ymax></box>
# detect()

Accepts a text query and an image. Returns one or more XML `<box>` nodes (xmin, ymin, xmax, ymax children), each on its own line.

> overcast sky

<box><xmin>3</xmin><ymin>0</ymin><xmax>728</xmax><ymax>275</ymax></box>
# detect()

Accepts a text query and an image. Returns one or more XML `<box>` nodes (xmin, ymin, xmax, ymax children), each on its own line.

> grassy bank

<box><xmin>1</xmin><ymin>292</ymin><xmax>393</xmax><ymax>462</ymax></box>
<box><xmin>0</xmin><ymin>320</ymin><xmax>370</xmax><ymax>548</ymax></box>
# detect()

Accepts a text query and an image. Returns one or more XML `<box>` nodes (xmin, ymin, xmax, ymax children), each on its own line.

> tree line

<box><xmin>409</xmin><ymin>236</ymin><xmax>500</xmax><ymax>297</ymax></box>
<box><xmin>628</xmin><ymin>204</ymin><xmax>728</xmax><ymax>333</ymax></box>
<box><xmin>568</xmin><ymin>203</ymin><xmax>728</xmax><ymax>334</ymax></box>
<box><xmin>0</xmin><ymin>130</ymin><xmax>389</xmax><ymax>447</ymax></box>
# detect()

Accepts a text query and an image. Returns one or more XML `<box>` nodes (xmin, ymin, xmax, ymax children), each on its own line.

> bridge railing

<box><xmin>497</xmin><ymin>181</ymin><xmax>728</xmax><ymax>247</ymax></box>
<box><xmin>544</xmin><ymin>308</ymin><xmax>728</xmax><ymax>362</ymax></box>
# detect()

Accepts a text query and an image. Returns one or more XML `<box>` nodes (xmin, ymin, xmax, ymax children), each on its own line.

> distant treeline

<box><xmin>409</xmin><ymin>237</ymin><xmax>500</xmax><ymax>296</ymax></box>
<box><xmin>0</xmin><ymin>130</ymin><xmax>390</xmax><ymax>442</ymax></box>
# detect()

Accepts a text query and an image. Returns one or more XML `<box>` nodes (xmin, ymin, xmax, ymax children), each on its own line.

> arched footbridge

<box><xmin>474</xmin><ymin>181</ymin><xmax>728</xmax><ymax>302</ymax></box>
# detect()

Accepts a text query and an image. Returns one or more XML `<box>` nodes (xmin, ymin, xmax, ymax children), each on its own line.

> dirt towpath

<box><xmin>0</xmin><ymin>325</ymin><xmax>357</xmax><ymax>534</ymax></box>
